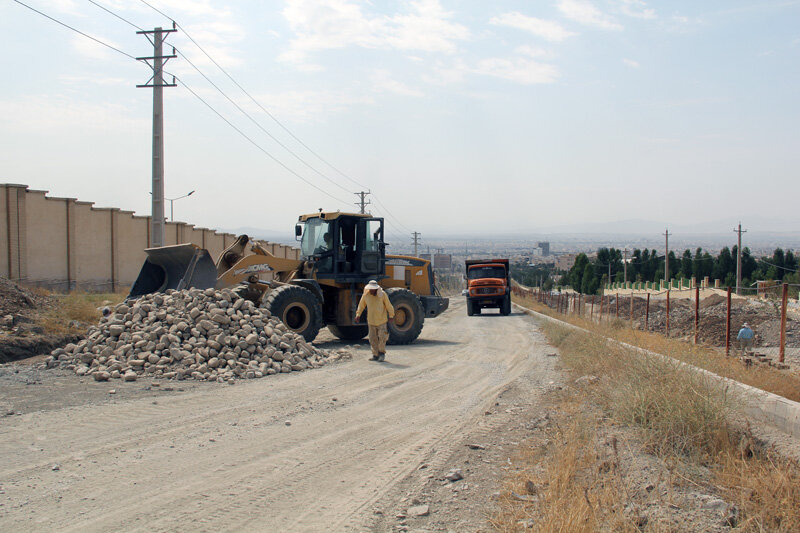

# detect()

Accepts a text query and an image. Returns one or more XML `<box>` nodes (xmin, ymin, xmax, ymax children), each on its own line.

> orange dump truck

<box><xmin>464</xmin><ymin>259</ymin><xmax>511</xmax><ymax>316</ymax></box>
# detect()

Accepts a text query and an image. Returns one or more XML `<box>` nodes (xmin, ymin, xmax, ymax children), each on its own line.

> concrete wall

<box><xmin>0</xmin><ymin>184</ymin><xmax>301</xmax><ymax>292</ymax></box>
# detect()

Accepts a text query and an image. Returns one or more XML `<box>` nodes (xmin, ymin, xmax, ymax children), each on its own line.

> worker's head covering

<box><xmin>366</xmin><ymin>280</ymin><xmax>380</xmax><ymax>290</ymax></box>
<box><xmin>743</xmin><ymin>322</ymin><xmax>749</xmax><ymax>328</ymax></box>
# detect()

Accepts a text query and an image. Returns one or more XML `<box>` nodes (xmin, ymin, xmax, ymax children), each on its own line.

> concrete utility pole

<box><xmin>412</xmin><ymin>232</ymin><xmax>421</xmax><ymax>257</ymax></box>
<box><xmin>138</xmin><ymin>25</ymin><xmax>177</xmax><ymax>248</ymax></box>
<box><xmin>623</xmin><ymin>248</ymin><xmax>628</xmax><ymax>284</ymax></box>
<box><xmin>354</xmin><ymin>191</ymin><xmax>371</xmax><ymax>214</ymax></box>
<box><xmin>734</xmin><ymin>222</ymin><xmax>747</xmax><ymax>295</ymax></box>
<box><xmin>663</xmin><ymin>228</ymin><xmax>672</xmax><ymax>285</ymax></box>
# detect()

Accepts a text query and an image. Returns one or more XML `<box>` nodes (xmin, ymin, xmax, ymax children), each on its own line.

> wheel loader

<box><xmin>128</xmin><ymin>212</ymin><xmax>449</xmax><ymax>344</ymax></box>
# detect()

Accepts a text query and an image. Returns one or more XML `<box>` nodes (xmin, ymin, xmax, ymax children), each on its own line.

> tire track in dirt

<box><xmin>0</xmin><ymin>300</ymin><xmax>556</xmax><ymax>532</ymax></box>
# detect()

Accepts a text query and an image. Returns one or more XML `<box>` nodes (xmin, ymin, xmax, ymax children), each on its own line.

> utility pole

<box><xmin>623</xmin><ymin>248</ymin><xmax>628</xmax><ymax>284</ymax></box>
<box><xmin>412</xmin><ymin>232</ymin><xmax>421</xmax><ymax>257</ymax></box>
<box><xmin>138</xmin><ymin>25</ymin><xmax>177</xmax><ymax>248</ymax></box>
<box><xmin>354</xmin><ymin>191</ymin><xmax>371</xmax><ymax>214</ymax></box>
<box><xmin>734</xmin><ymin>222</ymin><xmax>747</xmax><ymax>295</ymax></box>
<box><xmin>663</xmin><ymin>228</ymin><xmax>672</xmax><ymax>286</ymax></box>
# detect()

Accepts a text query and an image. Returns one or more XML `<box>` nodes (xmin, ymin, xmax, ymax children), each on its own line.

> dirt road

<box><xmin>0</xmin><ymin>300</ymin><xmax>558</xmax><ymax>531</ymax></box>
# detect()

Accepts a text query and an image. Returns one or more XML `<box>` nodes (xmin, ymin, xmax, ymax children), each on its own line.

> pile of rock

<box><xmin>46</xmin><ymin>288</ymin><xmax>349</xmax><ymax>383</ymax></box>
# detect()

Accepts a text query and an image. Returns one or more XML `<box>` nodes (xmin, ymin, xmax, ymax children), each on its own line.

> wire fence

<box><xmin>512</xmin><ymin>283</ymin><xmax>799</xmax><ymax>371</ymax></box>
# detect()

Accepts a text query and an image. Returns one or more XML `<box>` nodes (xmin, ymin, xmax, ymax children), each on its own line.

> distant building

<box><xmin>433</xmin><ymin>253</ymin><xmax>452</xmax><ymax>270</ymax></box>
<box><xmin>537</xmin><ymin>241</ymin><xmax>550</xmax><ymax>257</ymax></box>
<box><xmin>420</xmin><ymin>253</ymin><xmax>431</xmax><ymax>261</ymax></box>
<box><xmin>556</xmin><ymin>254</ymin><xmax>577</xmax><ymax>271</ymax></box>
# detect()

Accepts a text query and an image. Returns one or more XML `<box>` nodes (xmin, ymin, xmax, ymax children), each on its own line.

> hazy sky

<box><xmin>1</xmin><ymin>0</ymin><xmax>798</xmax><ymax>243</ymax></box>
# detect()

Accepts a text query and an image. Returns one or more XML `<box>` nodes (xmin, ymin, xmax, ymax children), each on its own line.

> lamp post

<box><xmin>166</xmin><ymin>190</ymin><xmax>195</xmax><ymax>221</ymax></box>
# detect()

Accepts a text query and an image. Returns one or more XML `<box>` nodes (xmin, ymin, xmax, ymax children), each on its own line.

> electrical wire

<box><xmin>13</xmin><ymin>0</ymin><xmax>139</xmax><ymax>60</ymax></box>
<box><xmin>172</xmin><ymin>74</ymin><xmax>350</xmax><ymax>206</ymax></box>
<box><xmin>172</xmin><ymin>46</ymin><xmax>354</xmax><ymax>195</ymax></box>
<box><xmin>138</xmin><ymin>0</ymin><xmax>371</xmax><ymax>192</ymax></box>
<box><xmin>138</xmin><ymin>0</ymin><xmax>420</xmax><ymax>232</ymax></box>
<box><xmin>29</xmin><ymin>0</ymin><xmax>351</xmax><ymax>208</ymax></box>
<box><xmin>86</xmin><ymin>0</ymin><xmax>143</xmax><ymax>31</ymax></box>
<box><xmin>758</xmin><ymin>258</ymin><xmax>800</xmax><ymax>273</ymax></box>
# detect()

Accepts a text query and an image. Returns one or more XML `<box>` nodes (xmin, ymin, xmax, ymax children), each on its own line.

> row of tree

<box><xmin>559</xmin><ymin>247</ymin><xmax>799</xmax><ymax>295</ymax></box>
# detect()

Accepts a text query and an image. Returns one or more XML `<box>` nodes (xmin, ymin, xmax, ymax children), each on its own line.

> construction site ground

<box><xmin>3</xmin><ymin>294</ymin><xmax>800</xmax><ymax>531</ymax></box>
<box><xmin>0</xmin><ymin>299</ymin><xmax>562</xmax><ymax>531</ymax></box>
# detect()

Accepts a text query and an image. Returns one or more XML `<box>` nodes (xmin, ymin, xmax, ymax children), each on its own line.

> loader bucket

<box><xmin>128</xmin><ymin>244</ymin><xmax>218</xmax><ymax>299</ymax></box>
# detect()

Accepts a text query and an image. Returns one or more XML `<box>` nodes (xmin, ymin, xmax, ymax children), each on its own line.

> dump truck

<box><xmin>129</xmin><ymin>212</ymin><xmax>449</xmax><ymax>344</ymax></box>
<box><xmin>465</xmin><ymin>259</ymin><xmax>511</xmax><ymax>316</ymax></box>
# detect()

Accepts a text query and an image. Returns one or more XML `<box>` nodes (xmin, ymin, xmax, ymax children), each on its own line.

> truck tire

<box><xmin>262</xmin><ymin>285</ymin><xmax>323</xmax><ymax>342</ymax></box>
<box><xmin>501</xmin><ymin>295</ymin><xmax>511</xmax><ymax>316</ymax></box>
<box><xmin>473</xmin><ymin>301</ymin><xmax>481</xmax><ymax>315</ymax></box>
<box><xmin>327</xmin><ymin>324</ymin><xmax>368</xmax><ymax>341</ymax></box>
<box><xmin>467</xmin><ymin>300</ymin><xmax>474</xmax><ymax>316</ymax></box>
<box><xmin>385</xmin><ymin>288</ymin><xmax>424</xmax><ymax>345</ymax></box>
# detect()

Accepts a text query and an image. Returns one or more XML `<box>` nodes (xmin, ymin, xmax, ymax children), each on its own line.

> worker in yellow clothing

<box><xmin>355</xmin><ymin>280</ymin><xmax>395</xmax><ymax>362</ymax></box>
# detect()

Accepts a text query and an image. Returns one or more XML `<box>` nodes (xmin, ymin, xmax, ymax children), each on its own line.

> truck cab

<box><xmin>465</xmin><ymin>259</ymin><xmax>511</xmax><ymax>316</ymax></box>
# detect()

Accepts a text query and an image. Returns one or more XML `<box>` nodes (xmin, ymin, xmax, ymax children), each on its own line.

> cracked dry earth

<box><xmin>0</xmin><ymin>299</ymin><xmax>560</xmax><ymax>532</ymax></box>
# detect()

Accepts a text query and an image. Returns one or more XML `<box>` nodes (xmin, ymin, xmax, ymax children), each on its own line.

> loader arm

<box><xmin>216</xmin><ymin>254</ymin><xmax>304</xmax><ymax>289</ymax></box>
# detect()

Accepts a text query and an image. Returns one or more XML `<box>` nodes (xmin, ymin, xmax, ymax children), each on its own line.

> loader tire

<box><xmin>262</xmin><ymin>285</ymin><xmax>323</xmax><ymax>342</ymax></box>
<box><xmin>385</xmin><ymin>288</ymin><xmax>424</xmax><ymax>345</ymax></box>
<box><xmin>327</xmin><ymin>324</ymin><xmax>368</xmax><ymax>341</ymax></box>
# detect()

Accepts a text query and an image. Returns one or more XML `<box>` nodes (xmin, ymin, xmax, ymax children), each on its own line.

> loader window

<box><xmin>300</xmin><ymin>218</ymin><xmax>332</xmax><ymax>257</ymax></box>
<box><xmin>363</xmin><ymin>219</ymin><xmax>381</xmax><ymax>252</ymax></box>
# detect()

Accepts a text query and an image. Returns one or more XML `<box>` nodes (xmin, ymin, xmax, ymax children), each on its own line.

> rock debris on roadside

<box><xmin>45</xmin><ymin>288</ymin><xmax>351</xmax><ymax>382</ymax></box>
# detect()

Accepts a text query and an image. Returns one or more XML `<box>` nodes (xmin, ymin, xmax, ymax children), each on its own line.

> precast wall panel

<box><xmin>0</xmin><ymin>186</ymin><xmax>9</xmax><ymax>278</ymax></box>
<box><xmin>73</xmin><ymin>203</ymin><xmax>113</xmax><ymax>291</ymax></box>
<box><xmin>116</xmin><ymin>214</ymin><xmax>150</xmax><ymax>287</ymax></box>
<box><xmin>25</xmin><ymin>191</ymin><xmax>69</xmax><ymax>288</ymax></box>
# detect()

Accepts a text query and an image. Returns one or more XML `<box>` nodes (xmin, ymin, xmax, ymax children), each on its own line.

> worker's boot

<box><xmin>377</xmin><ymin>353</ymin><xmax>385</xmax><ymax>362</ymax></box>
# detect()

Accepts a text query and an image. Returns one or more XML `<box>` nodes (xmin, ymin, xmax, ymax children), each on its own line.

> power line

<box><xmin>13</xmin><ymin>0</ymin><xmax>138</xmax><ymax>60</ymax></box>
<box><xmin>173</xmin><ymin>74</ymin><xmax>350</xmax><ymax>206</ymax></box>
<box><xmin>759</xmin><ymin>258</ymin><xmax>800</xmax><ymax>273</ymax></box>
<box><xmin>18</xmin><ymin>0</ymin><xmax>351</xmax><ymax>209</ymax></box>
<box><xmin>81</xmin><ymin>0</ymin><xmax>350</xmax><ymax>207</ymax></box>
<box><xmin>86</xmin><ymin>0</ymin><xmax>143</xmax><ymax>31</ymax></box>
<box><xmin>139</xmin><ymin>0</ymin><xmax>417</xmax><ymax>229</ymax></box>
<box><xmin>172</xmin><ymin>46</ymin><xmax>353</xmax><ymax>195</ymax></box>
<box><xmin>139</xmin><ymin>0</ymin><xmax>371</xmax><ymax>192</ymax></box>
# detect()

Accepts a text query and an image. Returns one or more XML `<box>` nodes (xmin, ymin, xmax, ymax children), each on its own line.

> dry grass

<box><xmin>542</xmin><ymin>320</ymin><xmax>733</xmax><ymax>459</ymax></box>
<box><xmin>38</xmin><ymin>290</ymin><xmax>126</xmax><ymax>335</ymax></box>
<box><xmin>491</xmin><ymin>400</ymin><xmax>637</xmax><ymax>532</ymax></box>
<box><xmin>513</xmin><ymin>293</ymin><xmax>800</xmax><ymax>403</ymax></box>
<box><xmin>494</xmin><ymin>305</ymin><xmax>800</xmax><ymax>532</ymax></box>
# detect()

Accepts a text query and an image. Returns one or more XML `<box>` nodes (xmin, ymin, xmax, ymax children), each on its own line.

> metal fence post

<box><xmin>645</xmin><ymin>293</ymin><xmax>650</xmax><ymax>331</ymax></box>
<box><xmin>780</xmin><ymin>283</ymin><xmax>788</xmax><ymax>363</ymax></box>
<box><xmin>599</xmin><ymin>295</ymin><xmax>604</xmax><ymax>322</ymax></box>
<box><xmin>629</xmin><ymin>294</ymin><xmax>634</xmax><ymax>326</ymax></box>
<box><xmin>666</xmin><ymin>290</ymin><xmax>671</xmax><ymax>337</ymax></box>
<box><xmin>694</xmin><ymin>285</ymin><xmax>700</xmax><ymax>345</ymax></box>
<box><xmin>725</xmin><ymin>287</ymin><xmax>732</xmax><ymax>356</ymax></box>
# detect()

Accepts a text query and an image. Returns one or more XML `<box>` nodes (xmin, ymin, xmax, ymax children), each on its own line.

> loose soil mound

<box><xmin>0</xmin><ymin>277</ymin><xmax>39</xmax><ymax>316</ymax></box>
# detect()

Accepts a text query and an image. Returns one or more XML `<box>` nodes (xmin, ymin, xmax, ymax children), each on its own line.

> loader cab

<box><xmin>298</xmin><ymin>213</ymin><xmax>385</xmax><ymax>283</ymax></box>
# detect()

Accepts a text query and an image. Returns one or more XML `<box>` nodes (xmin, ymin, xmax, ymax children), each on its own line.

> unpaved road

<box><xmin>0</xmin><ymin>300</ymin><xmax>558</xmax><ymax>531</ymax></box>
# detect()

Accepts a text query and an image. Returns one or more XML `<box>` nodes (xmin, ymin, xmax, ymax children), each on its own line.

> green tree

<box><xmin>581</xmin><ymin>263</ymin><xmax>599</xmax><ymax>294</ymax></box>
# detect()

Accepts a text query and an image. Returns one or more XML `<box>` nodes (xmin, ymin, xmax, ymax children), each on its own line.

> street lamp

<box><xmin>166</xmin><ymin>190</ymin><xmax>195</xmax><ymax>221</ymax></box>
<box><xmin>150</xmin><ymin>190</ymin><xmax>196</xmax><ymax>221</ymax></box>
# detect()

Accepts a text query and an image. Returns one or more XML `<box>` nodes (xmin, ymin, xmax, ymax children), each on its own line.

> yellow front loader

<box><xmin>129</xmin><ymin>212</ymin><xmax>448</xmax><ymax>344</ymax></box>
